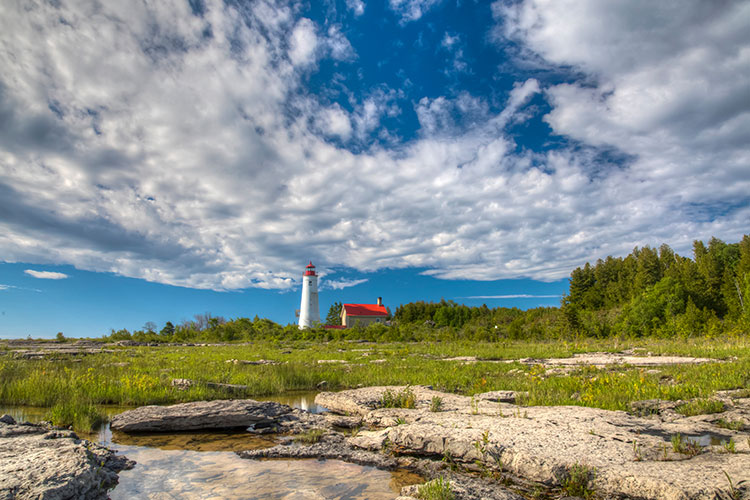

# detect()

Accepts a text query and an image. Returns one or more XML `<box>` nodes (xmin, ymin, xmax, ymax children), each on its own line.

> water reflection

<box><xmin>257</xmin><ymin>391</ymin><xmax>328</xmax><ymax>414</ymax></box>
<box><xmin>110</xmin><ymin>451</ymin><xmax>420</xmax><ymax>500</ymax></box>
<box><xmin>1</xmin><ymin>395</ymin><xmax>422</xmax><ymax>499</ymax></box>
<box><xmin>109</xmin><ymin>429</ymin><xmax>276</xmax><ymax>452</ymax></box>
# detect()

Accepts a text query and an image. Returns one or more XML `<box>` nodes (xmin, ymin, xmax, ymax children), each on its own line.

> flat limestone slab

<box><xmin>0</xmin><ymin>419</ymin><xmax>133</xmax><ymax>500</ymax></box>
<box><xmin>317</xmin><ymin>386</ymin><xmax>750</xmax><ymax>500</ymax></box>
<box><xmin>110</xmin><ymin>399</ymin><xmax>293</xmax><ymax>433</ymax></box>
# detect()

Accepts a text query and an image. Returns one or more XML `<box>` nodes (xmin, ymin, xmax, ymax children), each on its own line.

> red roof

<box><xmin>343</xmin><ymin>304</ymin><xmax>387</xmax><ymax>316</ymax></box>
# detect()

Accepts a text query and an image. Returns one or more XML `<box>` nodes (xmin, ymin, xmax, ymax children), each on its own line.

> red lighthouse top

<box><xmin>304</xmin><ymin>261</ymin><xmax>317</xmax><ymax>276</ymax></box>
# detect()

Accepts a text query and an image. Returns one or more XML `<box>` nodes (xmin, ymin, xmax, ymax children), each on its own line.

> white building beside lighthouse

<box><xmin>298</xmin><ymin>261</ymin><xmax>320</xmax><ymax>329</ymax></box>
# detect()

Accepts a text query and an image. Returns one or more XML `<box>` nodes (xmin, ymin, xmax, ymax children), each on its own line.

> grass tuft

<box><xmin>45</xmin><ymin>398</ymin><xmax>105</xmax><ymax>432</ymax></box>
<box><xmin>294</xmin><ymin>428</ymin><xmax>325</xmax><ymax>444</ymax></box>
<box><xmin>416</xmin><ymin>476</ymin><xmax>454</xmax><ymax>500</ymax></box>
<box><xmin>559</xmin><ymin>463</ymin><xmax>596</xmax><ymax>499</ymax></box>
<box><xmin>381</xmin><ymin>386</ymin><xmax>416</xmax><ymax>409</ymax></box>
<box><xmin>430</xmin><ymin>396</ymin><xmax>443</xmax><ymax>412</ymax></box>
<box><xmin>676</xmin><ymin>399</ymin><xmax>725</xmax><ymax>417</ymax></box>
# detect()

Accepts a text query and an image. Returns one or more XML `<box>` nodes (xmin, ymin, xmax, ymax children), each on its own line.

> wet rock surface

<box><xmin>310</xmin><ymin>386</ymin><xmax>750</xmax><ymax>500</ymax></box>
<box><xmin>111</xmin><ymin>399</ymin><xmax>296</xmax><ymax>433</ymax></box>
<box><xmin>0</xmin><ymin>418</ymin><xmax>133</xmax><ymax>500</ymax></box>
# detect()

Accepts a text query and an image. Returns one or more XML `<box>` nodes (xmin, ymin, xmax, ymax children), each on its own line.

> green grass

<box><xmin>45</xmin><ymin>398</ymin><xmax>105</xmax><ymax>432</ymax></box>
<box><xmin>430</xmin><ymin>396</ymin><xmax>443</xmax><ymax>412</ymax></box>
<box><xmin>715</xmin><ymin>418</ymin><xmax>745</xmax><ymax>431</ymax></box>
<box><xmin>0</xmin><ymin>336</ymin><xmax>748</xmax><ymax>418</ymax></box>
<box><xmin>294</xmin><ymin>428</ymin><xmax>325</xmax><ymax>444</ymax></box>
<box><xmin>559</xmin><ymin>463</ymin><xmax>596</xmax><ymax>499</ymax></box>
<box><xmin>676</xmin><ymin>399</ymin><xmax>725</xmax><ymax>416</ymax></box>
<box><xmin>380</xmin><ymin>386</ymin><xmax>416</xmax><ymax>409</ymax></box>
<box><xmin>416</xmin><ymin>476</ymin><xmax>454</xmax><ymax>500</ymax></box>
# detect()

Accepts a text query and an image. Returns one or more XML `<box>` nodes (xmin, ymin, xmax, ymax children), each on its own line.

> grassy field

<box><xmin>1</xmin><ymin>336</ymin><xmax>749</xmax><ymax>430</ymax></box>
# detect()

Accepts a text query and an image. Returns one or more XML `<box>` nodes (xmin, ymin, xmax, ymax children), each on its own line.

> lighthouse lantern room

<box><xmin>298</xmin><ymin>261</ymin><xmax>320</xmax><ymax>329</ymax></box>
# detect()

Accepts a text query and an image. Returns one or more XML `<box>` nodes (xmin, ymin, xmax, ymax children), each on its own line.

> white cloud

<box><xmin>0</xmin><ymin>0</ymin><xmax>747</xmax><ymax>293</ymax></box>
<box><xmin>346</xmin><ymin>0</ymin><xmax>366</xmax><ymax>17</ymax></box>
<box><xmin>24</xmin><ymin>270</ymin><xmax>68</xmax><ymax>280</ymax></box>
<box><xmin>322</xmin><ymin>278</ymin><xmax>369</xmax><ymax>290</ymax></box>
<box><xmin>0</xmin><ymin>284</ymin><xmax>12</xmax><ymax>290</ymax></box>
<box><xmin>317</xmin><ymin>104</ymin><xmax>353</xmax><ymax>140</ymax></box>
<box><xmin>388</xmin><ymin>0</ymin><xmax>442</xmax><ymax>23</ymax></box>
<box><xmin>496</xmin><ymin>0</ymin><xmax>750</xmax><ymax>207</ymax></box>
<box><xmin>440</xmin><ymin>32</ymin><xmax>468</xmax><ymax>74</ymax></box>
<box><xmin>288</xmin><ymin>18</ymin><xmax>318</xmax><ymax>66</ymax></box>
<box><xmin>326</xmin><ymin>25</ymin><xmax>356</xmax><ymax>61</ymax></box>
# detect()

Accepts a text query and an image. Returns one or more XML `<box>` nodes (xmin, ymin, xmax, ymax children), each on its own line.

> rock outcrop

<box><xmin>0</xmin><ymin>417</ymin><xmax>133</xmax><ymax>500</ymax></box>
<box><xmin>110</xmin><ymin>399</ymin><xmax>295</xmax><ymax>433</ymax></box>
<box><xmin>314</xmin><ymin>386</ymin><xmax>750</xmax><ymax>500</ymax></box>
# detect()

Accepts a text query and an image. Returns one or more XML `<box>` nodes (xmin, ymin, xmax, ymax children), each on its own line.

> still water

<box><xmin>1</xmin><ymin>393</ymin><xmax>422</xmax><ymax>499</ymax></box>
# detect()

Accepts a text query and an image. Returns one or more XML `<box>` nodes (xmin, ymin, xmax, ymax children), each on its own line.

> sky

<box><xmin>0</xmin><ymin>0</ymin><xmax>748</xmax><ymax>338</ymax></box>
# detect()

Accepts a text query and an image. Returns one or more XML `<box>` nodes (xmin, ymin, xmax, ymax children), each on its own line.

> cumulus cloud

<box><xmin>317</xmin><ymin>104</ymin><xmax>353</xmax><ymax>140</ymax></box>
<box><xmin>289</xmin><ymin>18</ymin><xmax>319</xmax><ymax>66</ymax></box>
<box><xmin>496</xmin><ymin>0</ymin><xmax>750</xmax><ymax>218</ymax></box>
<box><xmin>0</xmin><ymin>0</ymin><xmax>747</xmax><ymax>293</ymax></box>
<box><xmin>24</xmin><ymin>270</ymin><xmax>68</xmax><ymax>280</ymax></box>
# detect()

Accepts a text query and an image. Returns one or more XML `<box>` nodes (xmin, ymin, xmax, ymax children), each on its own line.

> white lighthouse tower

<box><xmin>298</xmin><ymin>261</ymin><xmax>320</xmax><ymax>329</ymax></box>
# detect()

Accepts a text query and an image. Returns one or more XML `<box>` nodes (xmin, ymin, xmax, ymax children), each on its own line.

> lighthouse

<box><xmin>298</xmin><ymin>261</ymin><xmax>320</xmax><ymax>329</ymax></box>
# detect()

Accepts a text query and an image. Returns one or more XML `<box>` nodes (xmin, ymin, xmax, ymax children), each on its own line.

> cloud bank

<box><xmin>0</xmin><ymin>0</ymin><xmax>747</xmax><ymax>291</ymax></box>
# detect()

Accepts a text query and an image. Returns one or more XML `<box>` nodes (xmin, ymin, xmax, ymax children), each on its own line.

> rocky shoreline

<box><xmin>252</xmin><ymin>386</ymin><xmax>750</xmax><ymax>499</ymax></box>
<box><xmin>7</xmin><ymin>384</ymin><xmax>749</xmax><ymax>499</ymax></box>
<box><xmin>0</xmin><ymin>416</ymin><xmax>134</xmax><ymax>500</ymax></box>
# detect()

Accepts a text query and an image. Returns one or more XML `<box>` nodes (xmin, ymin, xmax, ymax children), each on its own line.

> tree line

<box><xmin>101</xmin><ymin>235</ymin><xmax>749</xmax><ymax>343</ymax></box>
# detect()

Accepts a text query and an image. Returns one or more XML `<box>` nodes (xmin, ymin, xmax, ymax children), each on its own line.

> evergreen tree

<box><xmin>325</xmin><ymin>302</ymin><xmax>342</xmax><ymax>325</ymax></box>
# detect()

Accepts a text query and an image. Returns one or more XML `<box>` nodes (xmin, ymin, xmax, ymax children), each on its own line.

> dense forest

<box><xmin>101</xmin><ymin>235</ymin><xmax>749</xmax><ymax>343</ymax></box>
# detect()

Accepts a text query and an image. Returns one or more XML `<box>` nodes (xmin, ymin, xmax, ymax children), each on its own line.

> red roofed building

<box><xmin>340</xmin><ymin>297</ymin><xmax>388</xmax><ymax>327</ymax></box>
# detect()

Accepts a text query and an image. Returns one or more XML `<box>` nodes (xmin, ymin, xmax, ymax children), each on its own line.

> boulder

<box><xmin>110</xmin><ymin>399</ymin><xmax>294</xmax><ymax>433</ymax></box>
<box><xmin>0</xmin><ymin>421</ymin><xmax>133</xmax><ymax>500</ymax></box>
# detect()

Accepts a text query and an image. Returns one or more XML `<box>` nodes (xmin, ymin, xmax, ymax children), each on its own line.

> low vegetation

<box><xmin>1</xmin><ymin>336</ymin><xmax>749</xmax><ymax>427</ymax></box>
<box><xmin>293</xmin><ymin>428</ymin><xmax>325</xmax><ymax>444</ymax></box>
<box><xmin>1</xmin><ymin>235</ymin><xmax>748</xmax><ymax>435</ymax></box>
<box><xmin>416</xmin><ymin>476</ymin><xmax>454</xmax><ymax>500</ymax></box>
<box><xmin>676</xmin><ymin>398</ymin><xmax>725</xmax><ymax>417</ymax></box>
<box><xmin>380</xmin><ymin>386</ymin><xmax>416</xmax><ymax>409</ymax></box>
<box><xmin>45</xmin><ymin>398</ymin><xmax>105</xmax><ymax>432</ymax></box>
<box><xmin>559</xmin><ymin>463</ymin><xmax>597</xmax><ymax>499</ymax></box>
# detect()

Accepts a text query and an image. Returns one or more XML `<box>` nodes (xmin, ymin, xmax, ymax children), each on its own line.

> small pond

<box><xmin>1</xmin><ymin>392</ymin><xmax>423</xmax><ymax>499</ymax></box>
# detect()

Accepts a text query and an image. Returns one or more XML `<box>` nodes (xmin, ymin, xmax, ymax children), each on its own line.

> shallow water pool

<box><xmin>1</xmin><ymin>393</ymin><xmax>422</xmax><ymax>499</ymax></box>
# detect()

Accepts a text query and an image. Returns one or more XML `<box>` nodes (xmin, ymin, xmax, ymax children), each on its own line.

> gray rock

<box><xmin>476</xmin><ymin>390</ymin><xmax>527</xmax><ymax>404</ymax></box>
<box><xmin>316</xmin><ymin>386</ymin><xmax>750</xmax><ymax>500</ymax></box>
<box><xmin>170</xmin><ymin>378</ymin><xmax>249</xmax><ymax>393</ymax></box>
<box><xmin>110</xmin><ymin>399</ymin><xmax>294</xmax><ymax>433</ymax></box>
<box><xmin>0</xmin><ymin>421</ymin><xmax>133</xmax><ymax>500</ymax></box>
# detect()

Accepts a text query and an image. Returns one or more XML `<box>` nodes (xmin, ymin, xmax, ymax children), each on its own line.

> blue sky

<box><xmin>1</xmin><ymin>0</ymin><xmax>748</xmax><ymax>337</ymax></box>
